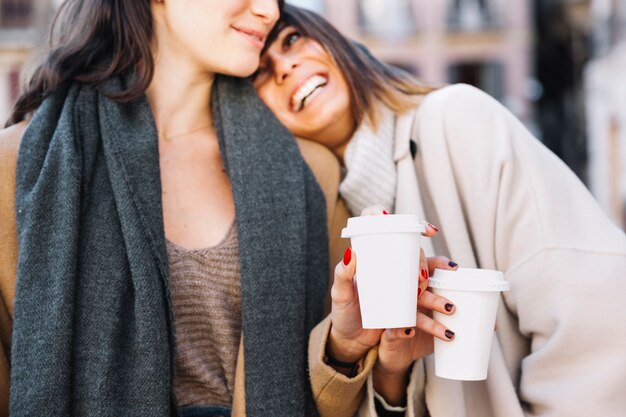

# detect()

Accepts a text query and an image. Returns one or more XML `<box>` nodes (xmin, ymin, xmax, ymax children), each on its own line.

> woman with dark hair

<box><xmin>0</xmin><ymin>1</ymin><xmax>347</xmax><ymax>416</ymax></box>
<box><xmin>254</xmin><ymin>5</ymin><xmax>626</xmax><ymax>417</ymax></box>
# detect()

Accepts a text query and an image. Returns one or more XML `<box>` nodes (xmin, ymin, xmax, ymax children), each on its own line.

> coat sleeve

<box><xmin>308</xmin><ymin>316</ymin><xmax>378</xmax><ymax>417</ymax></box>
<box><xmin>418</xmin><ymin>84</ymin><xmax>626</xmax><ymax>416</ymax></box>
<box><xmin>298</xmin><ymin>139</ymin><xmax>380</xmax><ymax>416</ymax></box>
<box><xmin>357</xmin><ymin>360</ymin><xmax>428</xmax><ymax>417</ymax></box>
<box><xmin>0</xmin><ymin>122</ymin><xmax>26</xmax><ymax>417</ymax></box>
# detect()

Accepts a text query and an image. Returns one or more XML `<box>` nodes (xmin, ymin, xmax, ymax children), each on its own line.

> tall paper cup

<box><xmin>429</xmin><ymin>268</ymin><xmax>509</xmax><ymax>380</ymax></box>
<box><xmin>341</xmin><ymin>215</ymin><xmax>425</xmax><ymax>329</ymax></box>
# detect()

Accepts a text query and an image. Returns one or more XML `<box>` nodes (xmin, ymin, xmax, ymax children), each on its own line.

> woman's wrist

<box><xmin>372</xmin><ymin>363</ymin><xmax>411</xmax><ymax>407</ymax></box>
<box><xmin>327</xmin><ymin>326</ymin><xmax>370</xmax><ymax>363</ymax></box>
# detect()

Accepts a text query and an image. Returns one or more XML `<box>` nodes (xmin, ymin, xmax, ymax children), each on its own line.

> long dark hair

<box><xmin>7</xmin><ymin>0</ymin><xmax>285</xmax><ymax>127</ymax></box>
<box><xmin>265</xmin><ymin>4</ymin><xmax>437</xmax><ymax>128</ymax></box>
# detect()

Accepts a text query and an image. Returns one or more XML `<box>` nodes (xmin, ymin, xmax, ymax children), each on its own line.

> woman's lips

<box><xmin>233</xmin><ymin>26</ymin><xmax>267</xmax><ymax>49</ymax></box>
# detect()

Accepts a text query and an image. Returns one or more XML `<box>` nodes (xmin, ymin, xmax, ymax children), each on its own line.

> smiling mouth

<box><xmin>291</xmin><ymin>75</ymin><xmax>328</xmax><ymax>112</ymax></box>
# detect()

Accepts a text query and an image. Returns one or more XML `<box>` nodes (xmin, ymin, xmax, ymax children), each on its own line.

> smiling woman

<box><xmin>254</xmin><ymin>5</ymin><xmax>626</xmax><ymax>417</ymax></box>
<box><xmin>253</xmin><ymin>5</ymin><xmax>434</xmax><ymax>158</ymax></box>
<box><xmin>253</xmin><ymin>25</ymin><xmax>354</xmax><ymax>154</ymax></box>
<box><xmin>0</xmin><ymin>1</ymin><xmax>342</xmax><ymax>417</ymax></box>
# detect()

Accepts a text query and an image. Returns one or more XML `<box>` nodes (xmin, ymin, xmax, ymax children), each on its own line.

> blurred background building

<box><xmin>293</xmin><ymin>0</ymin><xmax>534</xmax><ymax>125</ymax></box>
<box><xmin>0</xmin><ymin>0</ymin><xmax>624</xmax><ymax>229</ymax></box>
<box><xmin>0</xmin><ymin>0</ymin><xmax>56</xmax><ymax>122</ymax></box>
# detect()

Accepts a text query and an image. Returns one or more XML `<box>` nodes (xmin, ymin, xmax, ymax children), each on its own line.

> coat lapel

<box><xmin>392</xmin><ymin>111</ymin><xmax>435</xmax><ymax>257</ymax></box>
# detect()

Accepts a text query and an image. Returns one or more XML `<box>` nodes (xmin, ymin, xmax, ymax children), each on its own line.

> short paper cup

<box><xmin>341</xmin><ymin>214</ymin><xmax>425</xmax><ymax>329</ymax></box>
<box><xmin>429</xmin><ymin>268</ymin><xmax>509</xmax><ymax>381</ymax></box>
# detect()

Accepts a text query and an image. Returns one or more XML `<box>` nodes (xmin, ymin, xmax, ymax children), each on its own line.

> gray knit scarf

<box><xmin>10</xmin><ymin>75</ymin><xmax>327</xmax><ymax>416</ymax></box>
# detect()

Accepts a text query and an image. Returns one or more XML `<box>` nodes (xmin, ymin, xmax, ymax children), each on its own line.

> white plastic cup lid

<box><xmin>341</xmin><ymin>214</ymin><xmax>425</xmax><ymax>238</ymax></box>
<box><xmin>429</xmin><ymin>268</ymin><xmax>510</xmax><ymax>292</ymax></box>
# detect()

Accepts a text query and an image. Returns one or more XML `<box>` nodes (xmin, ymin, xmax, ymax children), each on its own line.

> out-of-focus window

<box><xmin>447</xmin><ymin>61</ymin><xmax>504</xmax><ymax>101</ymax></box>
<box><xmin>387</xmin><ymin>61</ymin><xmax>419</xmax><ymax>77</ymax></box>
<box><xmin>359</xmin><ymin>0</ymin><xmax>416</xmax><ymax>40</ymax></box>
<box><xmin>9</xmin><ymin>68</ymin><xmax>19</xmax><ymax>103</ymax></box>
<box><xmin>1</xmin><ymin>0</ymin><xmax>34</xmax><ymax>28</ymax></box>
<box><xmin>286</xmin><ymin>0</ymin><xmax>324</xmax><ymax>14</ymax></box>
<box><xmin>447</xmin><ymin>0</ymin><xmax>498</xmax><ymax>32</ymax></box>
<box><xmin>591</xmin><ymin>0</ymin><xmax>626</xmax><ymax>55</ymax></box>
<box><xmin>614</xmin><ymin>0</ymin><xmax>626</xmax><ymax>42</ymax></box>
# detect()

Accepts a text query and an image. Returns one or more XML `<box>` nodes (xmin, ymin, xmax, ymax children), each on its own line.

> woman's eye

<box><xmin>283</xmin><ymin>31</ymin><xmax>301</xmax><ymax>49</ymax></box>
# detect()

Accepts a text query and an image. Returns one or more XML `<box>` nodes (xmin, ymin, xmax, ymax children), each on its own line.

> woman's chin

<box><xmin>224</xmin><ymin>59</ymin><xmax>261</xmax><ymax>79</ymax></box>
<box><xmin>209</xmin><ymin>62</ymin><xmax>259</xmax><ymax>78</ymax></box>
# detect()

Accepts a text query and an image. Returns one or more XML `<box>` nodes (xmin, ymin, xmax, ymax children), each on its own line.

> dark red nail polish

<box><xmin>445</xmin><ymin>303</ymin><xmax>454</xmax><ymax>312</ymax></box>
<box><xmin>428</xmin><ymin>223</ymin><xmax>439</xmax><ymax>232</ymax></box>
<box><xmin>448</xmin><ymin>261</ymin><xmax>458</xmax><ymax>268</ymax></box>
<box><xmin>405</xmin><ymin>328</ymin><xmax>413</xmax><ymax>336</ymax></box>
<box><xmin>421</xmin><ymin>268</ymin><xmax>428</xmax><ymax>280</ymax></box>
<box><xmin>382</xmin><ymin>210</ymin><xmax>390</xmax><ymax>215</ymax></box>
<box><xmin>445</xmin><ymin>330</ymin><xmax>455</xmax><ymax>339</ymax></box>
<box><xmin>418</xmin><ymin>288</ymin><xmax>423</xmax><ymax>298</ymax></box>
<box><xmin>343</xmin><ymin>247</ymin><xmax>352</xmax><ymax>266</ymax></box>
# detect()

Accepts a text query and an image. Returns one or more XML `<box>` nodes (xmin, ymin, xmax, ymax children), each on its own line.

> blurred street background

<box><xmin>0</xmin><ymin>0</ymin><xmax>625</xmax><ymax>230</ymax></box>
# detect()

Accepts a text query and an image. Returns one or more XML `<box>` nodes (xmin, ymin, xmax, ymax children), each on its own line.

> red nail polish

<box><xmin>420</xmin><ymin>268</ymin><xmax>428</xmax><ymax>280</ymax></box>
<box><xmin>428</xmin><ymin>223</ymin><xmax>439</xmax><ymax>232</ymax></box>
<box><xmin>382</xmin><ymin>210</ymin><xmax>390</xmax><ymax>215</ymax></box>
<box><xmin>343</xmin><ymin>247</ymin><xmax>352</xmax><ymax>266</ymax></box>
<box><xmin>418</xmin><ymin>288</ymin><xmax>422</xmax><ymax>298</ymax></box>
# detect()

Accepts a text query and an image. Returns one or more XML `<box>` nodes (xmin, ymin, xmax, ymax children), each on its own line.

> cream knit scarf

<box><xmin>339</xmin><ymin>106</ymin><xmax>397</xmax><ymax>215</ymax></box>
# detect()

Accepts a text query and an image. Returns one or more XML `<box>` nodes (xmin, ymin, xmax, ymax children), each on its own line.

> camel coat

<box><xmin>0</xmin><ymin>121</ymin><xmax>373</xmax><ymax>416</ymax></box>
<box><xmin>309</xmin><ymin>84</ymin><xmax>626</xmax><ymax>417</ymax></box>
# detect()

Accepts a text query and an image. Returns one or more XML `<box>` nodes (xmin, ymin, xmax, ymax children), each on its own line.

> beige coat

<box><xmin>0</xmin><ymin>121</ymin><xmax>359</xmax><ymax>417</ymax></box>
<box><xmin>309</xmin><ymin>84</ymin><xmax>626</xmax><ymax>417</ymax></box>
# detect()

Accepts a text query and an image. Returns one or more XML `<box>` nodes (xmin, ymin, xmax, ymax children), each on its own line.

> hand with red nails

<box><xmin>373</xmin><ymin>255</ymin><xmax>458</xmax><ymax>405</ymax></box>
<box><xmin>326</xmin><ymin>207</ymin><xmax>459</xmax><ymax>391</ymax></box>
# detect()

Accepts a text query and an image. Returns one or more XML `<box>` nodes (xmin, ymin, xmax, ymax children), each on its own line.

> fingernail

<box><xmin>445</xmin><ymin>330</ymin><xmax>455</xmax><ymax>340</ymax></box>
<box><xmin>428</xmin><ymin>223</ymin><xmax>439</xmax><ymax>232</ymax></box>
<box><xmin>418</xmin><ymin>288</ymin><xmax>423</xmax><ymax>298</ymax></box>
<box><xmin>445</xmin><ymin>303</ymin><xmax>454</xmax><ymax>312</ymax></box>
<box><xmin>448</xmin><ymin>261</ymin><xmax>458</xmax><ymax>268</ymax></box>
<box><xmin>405</xmin><ymin>328</ymin><xmax>413</xmax><ymax>336</ymax></box>
<box><xmin>382</xmin><ymin>210</ymin><xmax>390</xmax><ymax>215</ymax></box>
<box><xmin>420</xmin><ymin>268</ymin><xmax>428</xmax><ymax>280</ymax></box>
<box><xmin>343</xmin><ymin>247</ymin><xmax>352</xmax><ymax>266</ymax></box>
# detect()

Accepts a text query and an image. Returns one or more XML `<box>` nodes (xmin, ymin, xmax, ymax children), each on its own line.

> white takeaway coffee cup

<box><xmin>341</xmin><ymin>214</ymin><xmax>425</xmax><ymax>329</ymax></box>
<box><xmin>429</xmin><ymin>268</ymin><xmax>510</xmax><ymax>380</ymax></box>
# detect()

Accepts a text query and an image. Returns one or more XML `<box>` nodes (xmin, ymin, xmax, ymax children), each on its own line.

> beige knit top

<box><xmin>166</xmin><ymin>222</ymin><xmax>242</xmax><ymax>408</ymax></box>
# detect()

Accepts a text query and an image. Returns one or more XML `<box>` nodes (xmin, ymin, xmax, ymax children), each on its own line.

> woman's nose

<box><xmin>271</xmin><ymin>54</ymin><xmax>299</xmax><ymax>84</ymax></box>
<box><xmin>251</xmin><ymin>0</ymin><xmax>280</xmax><ymax>25</ymax></box>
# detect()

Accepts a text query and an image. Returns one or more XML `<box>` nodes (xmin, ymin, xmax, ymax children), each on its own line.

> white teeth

<box><xmin>291</xmin><ymin>75</ymin><xmax>328</xmax><ymax>112</ymax></box>
<box><xmin>302</xmin><ymin>86</ymin><xmax>323</xmax><ymax>109</ymax></box>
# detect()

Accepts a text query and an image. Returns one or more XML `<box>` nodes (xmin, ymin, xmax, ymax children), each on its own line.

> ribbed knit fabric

<box><xmin>339</xmin><ymin>105</ymin><xmax>397</xmax><ymax>216</ymax></box>
<box><xmin>167</xmin><ymin>222</ymin><xmax>241</xmax><ymax>408</ymax></box>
